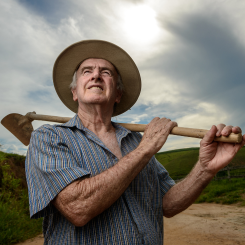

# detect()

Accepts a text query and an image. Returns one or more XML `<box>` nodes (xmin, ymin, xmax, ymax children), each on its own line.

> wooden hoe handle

<box><xmin>27</xmin><ymin>113</ymin><xmax>242</xmax><ymax>144</ymax></box>
<box><xmin>119</xmin><ymin>123</ymin><xmax>242</xmax><ymax>143</ymax></box>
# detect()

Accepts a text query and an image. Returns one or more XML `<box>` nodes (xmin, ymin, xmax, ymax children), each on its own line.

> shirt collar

<box><xmin>60</xmin><ymin>114</ymin><xmax>85</xmax><ymax>131</ymax></box>
<box><xmin>112</xmin><ymin>121</ymin><xmax>131</xmax><ymax>137</ymax></box>
<box><xmin>60</xmin><ymin>114</ymin><xmax>132</xmax><ymax>136</ymax></box>
<box><xmin>59</xmin><ymin>114</ymin><xmax>132</xmax><ymax>155</ymax></box>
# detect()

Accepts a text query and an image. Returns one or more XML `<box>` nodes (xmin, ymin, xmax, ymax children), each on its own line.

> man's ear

<box><xmin>71</xmin><ymin>89</ymin><xmax>78</xmax><ymax>101</ymax></box>
<box><xmin>115</xmin><ymin>90</ymin><xmax>122</xmax><ymax>104</ymax></box>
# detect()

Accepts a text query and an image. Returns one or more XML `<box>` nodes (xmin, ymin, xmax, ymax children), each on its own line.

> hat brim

<box><xmin>53</xmin><ymin>40</ymin><xmax>141</xmax><ymax>117</ymax></box>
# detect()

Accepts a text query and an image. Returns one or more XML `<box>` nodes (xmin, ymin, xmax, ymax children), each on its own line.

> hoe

<box><xmin>1</xmin><ymin>112</ymin><xmax>242</xmax><ymax>146</ymax></box>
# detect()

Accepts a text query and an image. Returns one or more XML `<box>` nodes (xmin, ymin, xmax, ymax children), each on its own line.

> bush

<box><xmin>0</xmin><ymin>154</ymin><xmax>43</xmax><ymax>245</ymax></box>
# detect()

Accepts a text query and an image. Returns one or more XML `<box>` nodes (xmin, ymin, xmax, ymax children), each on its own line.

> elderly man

<box><xmin>25</xmin><ymin>40</ymin><xmax>245</xmax><ymax>244</ymax></box>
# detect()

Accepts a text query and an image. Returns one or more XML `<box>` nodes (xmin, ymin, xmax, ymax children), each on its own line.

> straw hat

<box><xmin>53</xmin><ymin>40</ymin><xmax>141</xmax><ymax>116</ymax></box>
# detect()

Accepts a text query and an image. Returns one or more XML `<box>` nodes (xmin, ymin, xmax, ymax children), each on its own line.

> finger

<box><xmin>145</xmin><ymin>117</ymin><xmax>166</xmax><ymax>133</ymax></box>
<box><xmin>202</xmin><ymin>125</ymin><xmax>217</xmax><ymax>145</ymax></box>
<box><xmin>221</xmin><ymin>125</ymin><xmax>232</xmax><ymax>136</ymax></box>
<box><xmin>159</xmin><ymin>117</ymin><xmax>176</xmax><ymax>128</ymax></box>
<box><xmin>171</xmin><ymin>121</ymin><xmax>178</xmax><ymax>128</ymax></box>
<box><xmin>159</xmin><ymin>117</ymin><xmax>170</xmax><ymax>126</ymax></box>
<box><xmin>147</xmin><ymin>117</ymin><xmax>160</xmax><ymax>128</ymax></box>
<box><xmin>242</xmin><ymin>134</ymin><xmax>245</xmax><ymax>146</ymax></box>
<box><xmin>233</xmin><ymin>134</ymin><xmax>245</xmax><ymax>153</ymax></box>
<box><xmin>238</xmin><ymin>134</ymin><xmax>245</xmax><ymax>147</ymax></box>
<box><xmin>165</xmin><ymin>121</ymin><xmax>178</xmax><ymax>133</ymax></box>
<box><xmin>232</xmin><ymin>126</ymin><xmax>242</xmax><ymax>134</ymax></box>
<box><xmin>151</xmin><ymin>117</ymin><xmax>160</xmax><ymax>124</ymax></box>
<box><xmin>170</xmin><ymin>121</ymin><xmax>178</xmax><ymax>129</ymax></box>
<box><xmin>154</xmin><ymin>118</ymin><xmax>170</xmax><ymax>134</ymax></box>
<box><xmin>216</xmin><ymin>124</ymin><xmax>226</xmax><ymax>137</ymax></box>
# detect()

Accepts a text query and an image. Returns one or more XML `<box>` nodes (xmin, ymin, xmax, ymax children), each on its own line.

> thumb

<box><xmin>202</xmin><ymin>125</ymin><xmax>217</xmax><ymax>145</ymax></box>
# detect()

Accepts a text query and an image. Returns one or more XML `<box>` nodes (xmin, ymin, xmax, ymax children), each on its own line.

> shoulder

<box><xmin>34</xmin><ymin>123</ymin><xmax>59</xmax><ymax>132</ymax></box>
<box><xmin>31</xmin><ymin>124</ymin><xmax>61</xmax><ymax>139</ymax></box>
<box><xmin>31</xmin><ymin>122</ymin><xmax>77</xmax><ymax>138</ymax></box>
<box><xmin>30</xmin><ymin>123</ymin><xmax>75</xmax><ymax>147</ymax></box>
<box><xmin>29</xmin><ymin>121</ymin><xmax>86</xmax><ymax>153</ymax></box>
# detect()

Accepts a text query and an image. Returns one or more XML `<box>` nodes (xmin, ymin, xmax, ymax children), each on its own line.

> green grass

<box><xmin>155</xmin><ymin>148</ymin><xmax>200</xmax><ymax>180</ymax></box>
<box><xmin>0</xmin><ymin>198</ymin><xmax>43</xmax><ymax>244</ymax></box>
<box><xmin>195</xmin><ymin>178</ymin><xmax>245</xmax><ymax>205</ymax></box>
<box><xmin>0</xmin><ymin>151</ymin><xmax>7</xmax><ymax>161</ymax></box>
<box><xmin>156</xmin><ymin>147</ymin><xmax>245</xmax><ymax>205</ymax></box>
<box><xmin>0</xmin><ymin>151</ymin><xmax>43</xmax><ymax>245</ymax></box>
<box><xmin>229</xmin><ymin>146</ymin><xmax>245</xmax><ymax>166</ymax></box>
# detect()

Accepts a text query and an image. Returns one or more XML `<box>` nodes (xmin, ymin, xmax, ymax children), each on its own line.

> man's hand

<box><xmin>199</xmin><ymin>124</ymin><xmax>245</xmax><ymax>175</ymax></box>
<box><xmin>139</xmin><ymin>117</ymin><xmax>177</xmax><ymax>156</ymax></box>
<box><xmin>162</xmin><ymin>123</ymin><xmax>245</xmax><ymax>218</ymax></box>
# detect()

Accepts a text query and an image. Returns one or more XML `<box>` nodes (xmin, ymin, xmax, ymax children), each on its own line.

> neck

<box><xmin>77</xmin><ymin>104</ymin><xmax>114</xmax><ymax>135</ymax></box>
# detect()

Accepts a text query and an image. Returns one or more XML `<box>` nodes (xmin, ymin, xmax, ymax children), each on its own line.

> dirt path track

<box><xmin>16</xmin><ymin>203</ymin><xmax>245</xmax><ymax>245</ymax></box>
<box><xmin>164</xmin><ymin>203</ymin><xmax>245</xmax><ymax>245</ymax></box>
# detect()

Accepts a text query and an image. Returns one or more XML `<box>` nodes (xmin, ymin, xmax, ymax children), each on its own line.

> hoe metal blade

<box><xmin>1</xmin><ymin>113</ymin><xmax>34</xmax><ymax>146</ymax></box>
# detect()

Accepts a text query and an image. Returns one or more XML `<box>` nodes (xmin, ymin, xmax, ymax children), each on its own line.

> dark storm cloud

<box><xmin>18</xmin><ymin>0</ymin><xmax>70</xmax><ymax>24</ymax></box>
<box><xmin>17</xmin><ymin>0</ymin><xmax>110</xmax><ymax>35</ymax></box>
<box><xmin>145</xmin><ymin>13</ymin><xmax>245</xmax><ymax>117</ymax></box>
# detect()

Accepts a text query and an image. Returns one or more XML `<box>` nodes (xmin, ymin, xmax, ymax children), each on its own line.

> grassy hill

<box><xmin>155</xmin><ymin>147</ymin><xmax>200</xmax><ymax>180</ymax></box>
<box><xmin>156</xmin><ymin>146</ymin><xmax>245</xmax><ymax>179</ymax></box>
<box><xmin>156</xmin><ymin>147</ymin><xmax>245</xmax><ymax>205</ymax></box>
<box><xmin>0</xmin><ymin>151</ymin><xmax>42</xmax><ymax>245</ymax></box>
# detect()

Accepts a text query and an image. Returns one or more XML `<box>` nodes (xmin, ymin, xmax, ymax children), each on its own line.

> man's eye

<box><xmin>102</xmin><ymin>71</ymin><xmax>111</xmax><ymax>75</ymax></box>
<box><xmin>84</xmin><ymin>70</ymin><xmax>91</xmax><ymax>74</ymax></box>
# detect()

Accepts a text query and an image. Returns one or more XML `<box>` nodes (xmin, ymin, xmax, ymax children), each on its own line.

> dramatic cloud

<box><xmin>0</xmin><ymin>0</ymin><xmax>244</xmax><ymax>154</ymax></box>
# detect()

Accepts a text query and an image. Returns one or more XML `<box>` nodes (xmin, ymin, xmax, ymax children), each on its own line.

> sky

<box><xmin>0</xmin><ymin>0</ymin><xmax>244</xmax><ymax>155</ymax></box>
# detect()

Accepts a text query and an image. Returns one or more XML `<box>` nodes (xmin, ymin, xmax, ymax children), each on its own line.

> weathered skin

<box><xmin>52</xmin><ymin>58</ymin><xmax>245</xmax><ymax>226</ymax></box>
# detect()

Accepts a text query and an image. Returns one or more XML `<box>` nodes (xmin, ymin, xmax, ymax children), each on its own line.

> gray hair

<box><xmin>70</xmin><ymin>70</ymin><xmax>124</xmax><ymax>92</ymax></box>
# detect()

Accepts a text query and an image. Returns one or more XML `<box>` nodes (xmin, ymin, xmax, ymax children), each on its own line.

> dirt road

<box><xmin>17</xmin><ymin>203</ymin><xmax>245</xmax><ymax>245</ymax></box>
<box><xmin>164</xmin><ymin>203</ymin><xmax>245</xmax><ymax>245</ymax></box>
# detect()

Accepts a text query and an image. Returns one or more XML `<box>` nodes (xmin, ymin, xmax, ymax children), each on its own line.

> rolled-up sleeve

<box><xmin>25</xmin><ymin>125</ymin><xmax>90</xmax><ymax>219</ymax></box>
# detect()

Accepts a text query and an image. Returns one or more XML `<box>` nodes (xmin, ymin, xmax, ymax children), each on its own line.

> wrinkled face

<box><xmin>72</xmin><ymin>58</ymin><xmax>122</xmax><ymax>109</ymax></box>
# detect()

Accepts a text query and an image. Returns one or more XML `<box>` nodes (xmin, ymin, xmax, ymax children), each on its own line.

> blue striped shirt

<box><xmin>25</xmin><ymin>114</ymin><xmax>175</xmax><ymax>244</ymax></box>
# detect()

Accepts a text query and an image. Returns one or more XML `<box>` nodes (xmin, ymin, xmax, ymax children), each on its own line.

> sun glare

<box><xmin>121</xmin><ymin>5</ymin><xmax>160</xmax><ymax>45</ymax></box>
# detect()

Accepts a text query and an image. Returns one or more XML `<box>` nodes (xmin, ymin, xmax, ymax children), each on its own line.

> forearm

<box><xmin>53</xmin><ymin>145</ymin><xmax>152</xmax><ymax>226</ymax></box>
<box><xmin>162</xmin><ymin>125</ymin><xmax>245</xmax><ymax>218</ymax></box>
<box><xmin>162</xmin><ymin>160</ymin><xmax>215</xmax><ymax>218</ymax></box>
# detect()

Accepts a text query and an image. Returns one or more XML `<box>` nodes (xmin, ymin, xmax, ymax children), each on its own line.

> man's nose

<box><xmin>92</xmin><ymin>70</ymin><xmax>101</xmax><ymax>81</ymax></box>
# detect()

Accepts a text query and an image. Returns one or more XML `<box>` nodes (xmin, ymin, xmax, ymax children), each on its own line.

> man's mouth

<box><xmin>88</xmin><ymin>86</ymin><xmax>103</xmax><ymax>91</ymax></box>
